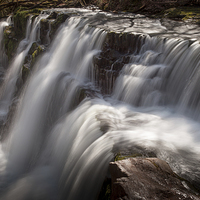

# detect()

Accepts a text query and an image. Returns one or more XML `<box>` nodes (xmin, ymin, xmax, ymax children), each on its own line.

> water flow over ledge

<box><xmin>0</xmin><ymin>9</ymin><xmax>199</xmax><ymax>200</ymax></box>
<box><xmin>0</xmin><ymin>13</ymin><xmax>49</xmax><ymax>124</ymax></box>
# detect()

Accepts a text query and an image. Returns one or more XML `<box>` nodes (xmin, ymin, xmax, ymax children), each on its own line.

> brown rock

<box><xmin>109</xmin><ymin>158</ymin><xmax>200</xmax><ymax>200</ymax></box>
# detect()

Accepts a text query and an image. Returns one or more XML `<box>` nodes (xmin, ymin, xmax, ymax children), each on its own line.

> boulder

<box><xmin>109</xmin><ymin>158</ymin><xmax>200</xmax><ymax>200</ymax></box>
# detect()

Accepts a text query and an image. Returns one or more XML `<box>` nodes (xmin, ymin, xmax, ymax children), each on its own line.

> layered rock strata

<box><xmin>110</xmin><ymin>158</ymin><xmax>200</xmax><ymax>200</ymax></box>
<box><xmin>93</xmin><ymin>33</ymin><xmax>144</xmax><ymax>94</ymax></box>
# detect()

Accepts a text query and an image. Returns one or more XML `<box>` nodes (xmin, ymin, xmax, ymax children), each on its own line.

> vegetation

<box><xmin>98</xmin><ymin>178</ymin><xmax>111</xmax><ymax>200</ymax></box>
<box><xmin>0</xmin><ymin>0</ymin><xmax>200</xmax><ymax>19</ymax></box>
<box><xmin>4</xmin><ymin>25</ymin><xmax>18</xmax><ymax>61</ymax></box>
<box><xmin>114</xmin><ymin>152</ymin><xmax>142</xmax><ymax>161</ymax></box>
<box><xmin>161</xmin><ymin>6</ymin><xmax>200</xmax><ymax>22</ymax></box>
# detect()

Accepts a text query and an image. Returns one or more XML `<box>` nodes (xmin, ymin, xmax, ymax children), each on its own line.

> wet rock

<box><xmin>93</xmin><ymin>32</ymin><xmax>145</xmax><ymax>94</ymax></box>
<box><xmin>98</xmin><ymin>178</ymin><xmax>111</xmax><ymax>200</ymax></box>
<box><xmin>47</xmin><ymin>11</ymin><xmax>58</xmax><ymax>20</ymax></box>
<box><xmin>0</xmin><ymin>100</ymin><xmax>18</xmax><ymax>141</ymax></box>
<box><xmin>22</xmin><ymin>43</ymin><xmax>45</xmax><ymax>85</ymax></box>
<box><xmin>4</xmin><ymin>8</ymin><xmax>47</xmax><ymax>63</ymax></box>
<box><xmin>28</xmin><ymin>42</ymin><xmax>39</xmax><ymax>55</ymax></box>
<box><xmin>50</xmin><ymin>13</ymin><xmax>69</xmax><ymax>40</ymax></box>
<box><xmin>40</xmin><ymin>19</ymin><xmax>50</xmax><ymax>45</ymax></box>
<box><xmin>22</xmin><ymin>64</ymin><xmax>30</xmax><ymax>83</ymax></box>
<box><xmin>13</xmin><ymin>8</ymin><xmax>43</xmax><ymax>40</ymax></box>
<box><xmin>13</xmin><ymin>10</ymin><xmax>29</xmax><ymax>40</ymax></box>
<box><xmin>4</xmin><ymin>25</ymin><xmax>19</xmax><ymax>63</ymax></box>
<box><xmin>109</xmin><ymin>158</ymin><xmax>200</xmax><ymax>200</ymax></box>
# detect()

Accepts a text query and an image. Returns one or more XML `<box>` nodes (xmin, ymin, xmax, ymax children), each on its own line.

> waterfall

<box><xmin>0</xmin><ymin>17</ymin><xmax>11</xmax><ymax>78</ymax></box>
<box><xmin>113</xmin><ymin>35</ymin><xmax>200</xmax><ymax>113</ymax></box>
<box><xmin>0</xmin><ymin>13</ymin><xmax>49</xmax><ymax>123</ymax></box>
<box><xmin>0</xmin><ymin>10</ymin><xmax>200</xmax><ymax>200</ymax></box>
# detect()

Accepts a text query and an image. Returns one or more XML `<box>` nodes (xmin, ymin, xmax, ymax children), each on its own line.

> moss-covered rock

<box><xmin>50</xmin><ymin>13</ymin><xmax>69</xmax><ymax>40</ymax></box>
<box><xmin>114</xmin><ymin>152</ymin><xmax>143</xmax><ymax>161</ymax></box>
<box><xmin>22</xmin><ymin>64</ymin><xmax>30</xmax><ymax>83</ymax></box>
<box><xmin>98</xmin><ymin>178</ymin><xmax>111</xmax><ymax>200</ymax></box>
<box><xmin>157</xmin><ymin>6</ymin><xmax>200</xmax><ymax>22</ymax></box>
<box><xmin>4</xmin><ymin>26</ymin><xmax>19</xmax><ymax>63</ymax></box>
<box><xmin>40</xmin><ymin>18</ymin><xmax>50</xmax><ymax>45</ymax></box>
<box><xmin>13</xmin><ymin>7</ymin><xmax>44</xmax><ymax>40</ymax></box>
<box><xmin>113</xmin><ymin>146</ymin><xmax>157</xmax><ymax>162</ymax></box>
<box><xmin>31</xmin><ymin>43</ymin><xmax>44</xmax><ymax>66</ymax></box>
<box><xmin>47</xmin><ymin>11</ymin><xmax>58</xmax><ymax>20</ymax></box>
<box><xmin>13</xmin><ymin>11</ymin><xmax>29</xmax><ymax>39</ymax></box>
<box><xmin>28</xmin><ymin>42</ymin><xmax>39</xmax><ymax>55</ymax></box>
<box><xmin>4</xmin><ymin>7</ymin><xmax>45</xmax><ymax>63</ymax></box>
<box><xmin>22</xmin><ymin>42</ymin><xmax>44</xmax><ymax>83</ymax></box>
<box><xmin>164</xmin><ymin>8</ymin><xmax>183</xmax><ymax>19</ymax></box>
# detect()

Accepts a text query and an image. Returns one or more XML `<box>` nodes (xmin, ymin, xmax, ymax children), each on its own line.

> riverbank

<box><xmin>1</xmin><ymin>0</ymin><xmax>200</xmax><ymax>24</ymax></box>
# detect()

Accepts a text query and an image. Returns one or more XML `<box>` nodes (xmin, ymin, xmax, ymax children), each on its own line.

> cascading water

<box><xmin>0</xmin><ymin>17</ymin><xmax>11</xmax><ymax>80</ymax></box>
<box><xmin>0</xmin><ymin>13</ymin><xmax>49</xmax><ymax>123</ymax></box>
<box><xmin>112</xmin><ymin>35</ymin><xmax>200</xmax><ymax>116</ymax></box>
<box><xmin>0</xmin><ymin>9</ymin><xmax>200</xmax><ymax>200</ymax></box>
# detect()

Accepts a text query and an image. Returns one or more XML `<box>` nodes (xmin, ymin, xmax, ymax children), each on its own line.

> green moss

<box><xmin>32</xmin><ymin>50</ymin><xmax>37</xmax><ymax>60</ymax></box>
<box><xmin>22</xmin><ymin>65</ymin><xmax>30</xmax><ymax>82</ymax></box>
<box><xmin>158</xmin><ymin>6</ymin><xmax>200</xmax><ymax>22</ymax></box>
<box><xmin>28</xmin><ymin>42</ymin><xmax>39</xmax><ymax>55</ymax></box>
<box><xmin>50</xmin><ymin>13</ymin><xmax>69</xmax><ymax>39</ymax></box>
<box><xmin>22</xmin><ymin>43</ymin><xmax>43</xmax><ymax>82</ymax></box>
<box><xmin>14</xmin><ymin>7</ymin><xmax>44</xmax><ymax>15</ymax></box>
<box><xmin>179</xmin><ymin>7</ymin><xmax>200</xmax><ymax>21</ymax></box>
<box><xmin>148</xmin><ymin>159</ymin><xmax>159</xmax><ymax>169</ymax></box>
<box><xmin>4</xmin><ymin>26</ymin><xmax>19</xmax><ymax>61</ymax></box>
<box><xmin>114</xmin><ymin>153</ymin><xmax>142</xmax><ymax>161</ymax></box>
<box><xmin>164</xmin><ymin>8</ymin><xmax>182</xmax><ymax>19</ymax></box>
<box><xmin>14</xmin><ymin>10</ymin><xmax>30</xmax><ymax>39</ymax></box>
<box><xmin>7</xmin><ymin>40</ymin><xmax>14</xmax><ymax>56</ymax></box>
<box><xmin>4</xmin><ymin>7</ymin><xmax>44</xmax><ymax>61</ymax></box>
<box><xmin>98</xmin><ymin>178</ymin><xmax>111</xmax><ymax>200</ymax></box>
<box><xmin>13</xmin><ymin>7</ymin><xmax>44</xmax><ymax>40</ymax></box>
<box><xmin>31</xmin><ymin>45</ymin><xmax>43</xmax><ymax>66</ymax></box>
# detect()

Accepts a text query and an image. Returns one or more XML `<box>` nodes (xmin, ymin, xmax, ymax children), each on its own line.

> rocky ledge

<box><xmin>109</xmin><ymin>158</ymin><xmax>200</xmax><ymax>200</ymax></box>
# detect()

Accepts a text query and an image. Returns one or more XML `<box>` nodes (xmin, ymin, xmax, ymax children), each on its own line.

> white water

<box><xmin>0</xmin><ymin>13</ymin><xmax>49</xmax><ymax>123</ymax></box>
<box><xmin>0</xmin><ymin>17</ymin><xmax>11</xmax><ymax>83</ymax></box>
<box><xmin>0</xmin><ymin>11</ymin><xmax>199</xmax><ymax>200</ymax></box>
<box><xmin>113</xmin><ymin>36</ymin><xmax>200</xmax><ymax>110</ymax></box>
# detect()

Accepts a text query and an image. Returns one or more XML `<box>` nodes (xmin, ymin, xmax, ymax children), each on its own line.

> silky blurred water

<box><xmin>0</xmin><ymin>10</ymin><xmax>199</xmax><ymax>200</ymax></box>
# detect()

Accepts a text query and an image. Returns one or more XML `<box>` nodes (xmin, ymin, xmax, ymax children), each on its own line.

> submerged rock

<box><xmin>110</xmin><ymin>158</ymin><xmax>200</xmax><ymax>200</ymax></box>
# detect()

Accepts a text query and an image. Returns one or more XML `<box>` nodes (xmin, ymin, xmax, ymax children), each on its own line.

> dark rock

<box><xmin>28</xmin><ymin>42</ymin><xmax>39</xmax><ymax>55</ymax></box>
<box><xmin>40</xmin><ymin>19</ymin><xmax>50</xmax><ymax>45</ymax></box>
<box><xmin>109</xmin><ymin>158</ymin><xmax>200</xmax><ymax>200</ymax></box>
<box><xmin>93</xmin><ymin>32</ymin><xmax>145</xmax><ymax>94</ymax></box>
<box><xmin>4</xmin><ymin>26</ymin><xmax>19</xmax><ymax>63</ymax></box>
<box><xmin>22</xmin><ymin>64</ymin><xmax>31</xmax><ymax>83</ymax></box>
<box><xmin>50</xmin><ymin>13</ymin><xmax>69</xmax><ymax>40</ymax></box>
<box><xmin>47</xmin><ymin>11</ymin><xmax>58</xmax><ymax>20</ymax></box>
<box><xmin>13</xmin><ymin>10</ymin><xmax>29</xmax><ymax>40</ymax></box>
<box><xmin>98</xmin><ymin>178</ymin><xmax>111</xmax><ymax>200</ymax></box>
